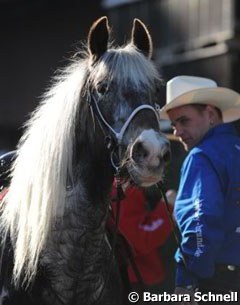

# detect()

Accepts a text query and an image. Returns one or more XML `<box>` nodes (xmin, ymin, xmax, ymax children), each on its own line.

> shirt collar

<box><xmin>200</xmin><ymin>122</ymin><xmax>237</xmax><ymax>143</ymax></box>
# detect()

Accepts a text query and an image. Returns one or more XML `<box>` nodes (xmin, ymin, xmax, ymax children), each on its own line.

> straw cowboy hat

<box><xmin>160</xmin><ymin>76</ymin><xmax>240</xmax><ymax>122</ymax></box>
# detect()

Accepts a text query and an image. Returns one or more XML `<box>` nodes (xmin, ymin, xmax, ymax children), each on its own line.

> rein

<box><xmin>104</xmin><ymin>179</ymin><xmax>187</xmax><ymax>301</ymax></box>
<box><xmin>156</xmin><ymin>182</ymin><xmax>188</xmax><ymax>269</ymax></box>
<box><xmin>105</xmin><ymin>173</ymin><xmax>145</xmax><ymax>295</ymax></box>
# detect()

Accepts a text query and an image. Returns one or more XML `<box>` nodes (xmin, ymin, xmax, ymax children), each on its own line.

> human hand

<box><xmin>174</xmin><ymin>286</ymin><xmax>198</xmax><ymax>305</ymax></box>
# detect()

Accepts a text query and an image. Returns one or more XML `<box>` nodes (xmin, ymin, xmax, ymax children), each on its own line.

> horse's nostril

<box><xmin>162</xmin><ymin>150</ymin><xmax>171</xmax><ymax>163</ymax></box>
<box><xmin>131</xmin><ymin>141</ymin><xmax>149</xmax><ymax>162</ymax></box>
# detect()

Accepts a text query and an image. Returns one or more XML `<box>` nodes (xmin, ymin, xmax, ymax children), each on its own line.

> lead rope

<box><xmin>95</xmin><ymin>170</ymin><xmax>146</xmax><ymax>304</ymax></box>
<box><xmin>156</xmin><ymin>181</ymin><xmax>188</xmax><ymax>269</ymax></box>
<box><xmin>112</xmin><ymin>173</ymin><xmax>145</xmax><ymax>296</ymax></box>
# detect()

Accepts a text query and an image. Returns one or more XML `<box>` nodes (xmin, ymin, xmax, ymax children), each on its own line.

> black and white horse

<box><xmin>0</xmin><ymin>17</ymin><xmax>170</xmax><ymax>305</ymax></box>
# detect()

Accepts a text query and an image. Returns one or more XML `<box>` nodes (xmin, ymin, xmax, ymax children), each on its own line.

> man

<box><xmin>160</xmin><ymin>76</ymin><xmax>240</xmax><ymax>304</ymax></box>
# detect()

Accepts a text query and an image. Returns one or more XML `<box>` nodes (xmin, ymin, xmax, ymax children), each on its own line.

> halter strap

<box><xmin>90</xmin><ymin>95</ymin><xmax>160</xmax><ymax>145</ymax></box>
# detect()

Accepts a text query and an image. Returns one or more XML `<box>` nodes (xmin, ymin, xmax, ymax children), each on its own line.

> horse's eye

<box><xmin>155</xmin><ymin>86</ymin><xmax>161</xmax><ymax>95</ymax></box>
<box><xmin>97</xmin><ymin>84</ymin><xmax>108</xmax><ymax>96</ymax></box>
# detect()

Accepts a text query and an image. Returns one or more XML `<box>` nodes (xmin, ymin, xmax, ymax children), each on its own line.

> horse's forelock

<box><xmin>88</xmin><ymin>43</ymin><xmax>160</xmax><ymax>89</ymax></box>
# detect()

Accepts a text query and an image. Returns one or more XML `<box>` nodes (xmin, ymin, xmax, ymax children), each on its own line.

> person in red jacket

<box><xmin>111</xmin><ymin>180</ymin><xmax>176</xmax><ymax>294</ymax></box>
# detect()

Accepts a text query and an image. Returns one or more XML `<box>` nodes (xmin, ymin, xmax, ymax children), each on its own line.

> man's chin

<box><xmin>182</xmin><ymin>141</ymin><xmax>194</xmax><ymax>151</ymax></box>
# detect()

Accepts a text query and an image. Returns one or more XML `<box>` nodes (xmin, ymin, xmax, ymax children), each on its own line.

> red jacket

<box><xmin>111</xmin><ymin>183</ymin><xmax>173</xmax><ymax>285</ymax></box>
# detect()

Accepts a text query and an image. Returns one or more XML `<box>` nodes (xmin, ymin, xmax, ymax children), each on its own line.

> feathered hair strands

<box><xmin>0</xmin><ymin>44</ymin><xmax>160</xmax><ymax>286</ymax></box>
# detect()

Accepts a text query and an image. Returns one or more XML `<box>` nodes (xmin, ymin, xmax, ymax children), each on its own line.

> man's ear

<box><xmin>206</xmin><ymin>105</ymin><xmax>222</xmax><ymax>124</ymax></box>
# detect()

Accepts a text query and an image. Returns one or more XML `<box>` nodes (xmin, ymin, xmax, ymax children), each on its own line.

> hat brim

<box><xmin>160</xmin><ymin>87</ymin><xmax>240</xmax><ymax>122</ymax></box>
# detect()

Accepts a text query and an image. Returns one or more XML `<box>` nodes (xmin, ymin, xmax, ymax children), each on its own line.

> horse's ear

<box><xmin>88</xmin><ymin>16</ymin><xmax>109</xmax><ymax>61</ymax></box>
<box><xmin>131</xmin><ymin>19</ymin><xmax>153</xmax><ymax>59</ymax></box>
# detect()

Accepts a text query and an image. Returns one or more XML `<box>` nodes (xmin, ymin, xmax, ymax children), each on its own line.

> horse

<box><xmin>0</xmin><ymin>17</ymin><xmax>170</xmax><ymax>305</ymax></box>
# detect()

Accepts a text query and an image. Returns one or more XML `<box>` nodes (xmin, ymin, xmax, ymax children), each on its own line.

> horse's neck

<box><xmin>74</xmin><ymin>117</ymin><xmax>114</xmax><ymax>207</ymax></box>
<box><xmin>39</xmin><ymin>153</ymin><xmax>116</xmax><ymax>304</ymax></box>
<box><xmin>51</xmin><ymin>150</ymin><xmax>113</xmax><ymax>243</ymax></box>
<box><xmin>75</xmin><ymin>149</ymin><xmax>113</xmax><ymax>207</ymax></box>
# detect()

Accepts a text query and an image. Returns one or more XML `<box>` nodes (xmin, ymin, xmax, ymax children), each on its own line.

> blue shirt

<box><xmin>174</xmin><ymin>123</ymin><xmax>240</xmax><ymax>286</ymax></box>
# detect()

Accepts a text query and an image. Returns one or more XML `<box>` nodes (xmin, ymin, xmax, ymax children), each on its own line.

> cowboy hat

<box><xmin>160</xmin><ymin>75</ymin><xmax>240</xmax><ymax>122</ymax></box>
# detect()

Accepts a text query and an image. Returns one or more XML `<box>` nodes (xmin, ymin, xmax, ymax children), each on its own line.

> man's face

<box><xmin>167</xmin><ymin>105</ymin><xmax>211</xmax><ymax>151</ymax></box>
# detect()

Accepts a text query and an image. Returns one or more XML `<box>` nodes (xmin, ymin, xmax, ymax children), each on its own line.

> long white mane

<box><xmin>1</xmin><ymin>58</ymin><xmax>88</xmax><ymax>285</ymax></box>
<box><xmin>0</xmin><ymin>44</ymin><xmax>160</xmax><ymax>286</ymax></box>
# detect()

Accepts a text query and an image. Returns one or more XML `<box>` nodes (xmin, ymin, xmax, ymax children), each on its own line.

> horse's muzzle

<box><xmin>130</xmin><ymin>129</ymin><xmax>170</xmax><ymax>168</ymax></box>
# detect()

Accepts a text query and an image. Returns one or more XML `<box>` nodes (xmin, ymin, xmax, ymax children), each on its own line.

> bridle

<box><xmin>88</xmin><ymin>93</ymin><xmax>161</xmax><ymax>172</ymax></box>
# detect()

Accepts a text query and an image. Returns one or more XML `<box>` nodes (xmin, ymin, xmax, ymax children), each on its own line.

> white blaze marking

<box><xmin>138</xmin><ymin>129</ymin><xmax>168</xmax><ymax>167</ymax></box>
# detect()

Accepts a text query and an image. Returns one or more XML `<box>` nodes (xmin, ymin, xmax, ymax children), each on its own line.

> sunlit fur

<box><xmin>88</xmin><ymin>44</ymin><xmax>160</xmax><ymax>89</ymax></box>
<box><xmin>0</xmin><ymin>43</ymin><xmax>161</xmax><ymax>287</ymax></box>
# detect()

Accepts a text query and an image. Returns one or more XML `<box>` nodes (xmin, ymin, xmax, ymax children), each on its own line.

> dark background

<box><xmin>0</xmin><ymin>0</ymin><xmax>104</xmax><ymax>151</ymax></box>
